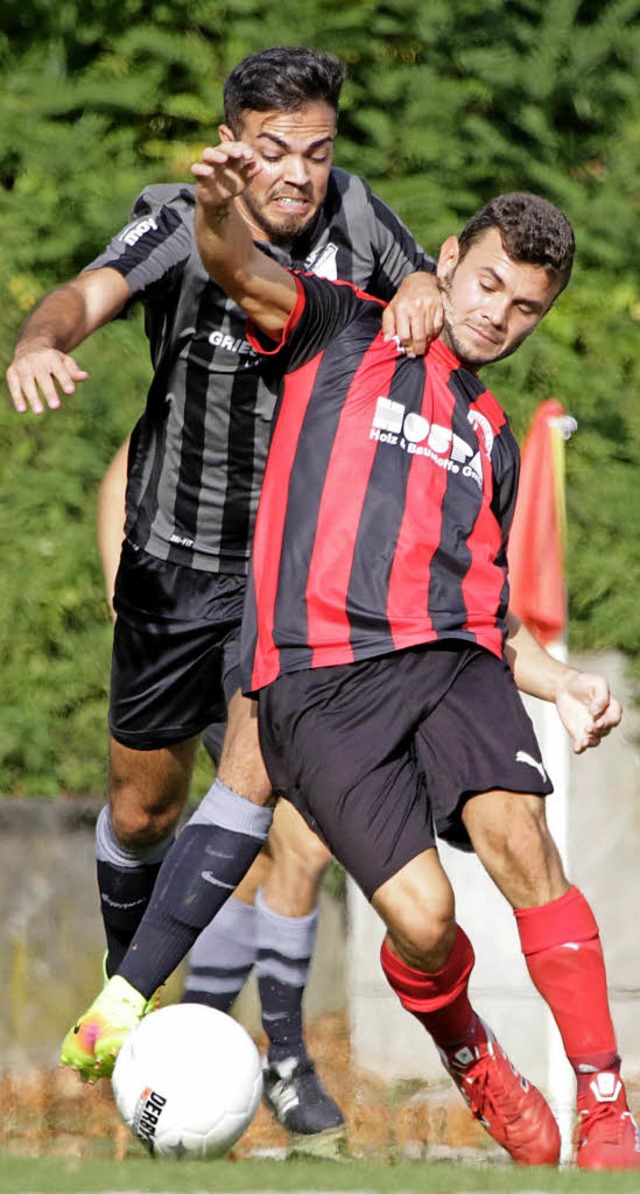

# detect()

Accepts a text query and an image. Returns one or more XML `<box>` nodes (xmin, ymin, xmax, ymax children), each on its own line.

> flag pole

<box><xmin>544</xmin><ymin>412</ymin><xmax>578</xmax><ymax>1163</ymax></box>
<box><xmin>508</xmin><ymin>402</ymin><xmax>577</xmax><ymax>1161</ymax></box>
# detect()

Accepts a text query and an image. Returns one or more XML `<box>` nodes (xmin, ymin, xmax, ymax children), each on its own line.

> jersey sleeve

<box><xmin>247</xmin><ymin>272</ymin><xmax>380</xmax><ymax>372</ymax></box>
<box><xmin>365</xmin><ymin>187</ymin><xmax>436</xmax><ymax>301</ymax></box>
<box><xmin>83</xmin><ymin>185</ymin><xmax>195</xmax><ymax>301</ymax></box>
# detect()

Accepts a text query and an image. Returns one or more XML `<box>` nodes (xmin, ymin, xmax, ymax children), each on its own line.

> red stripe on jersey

<box><xmin>305</xmin><ymin>330</ymin><xmax>399</xmax><ymax>666</ymax></box>
<box><xmin>249</xmin><ymin>352</ymin><xmax>322</xmax><ymax>691</ymax></box>
<box><xmin>246</xmin><ymin>274</ymin><xmax>307</xmax><ymax>354</ymax></box>
<box><xmin>461</xmin><ymin>393</ymin><xmax>509</xmax><ymax>653</ymax></box>
<box><xmin>385</xmin><ymin>371</ymin><xmax>453</xmax><ymax>645</ymax></box>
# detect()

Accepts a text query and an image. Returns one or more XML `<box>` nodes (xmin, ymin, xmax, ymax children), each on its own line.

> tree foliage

<box><xmin>1</xmin><ymin>0</ymin><xmax>639</xmax><ymax>793</ymax></box>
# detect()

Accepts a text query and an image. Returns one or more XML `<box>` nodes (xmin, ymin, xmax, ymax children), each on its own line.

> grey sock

<box><xmin>255</xmin><ymin>886</ymin><xmax>318</xmax><ymax>1066</ymax></box>
<box><xmin>182</xmin><ymin>895</ymin><xmax>257</xmax><ymax>1011</ymax></box>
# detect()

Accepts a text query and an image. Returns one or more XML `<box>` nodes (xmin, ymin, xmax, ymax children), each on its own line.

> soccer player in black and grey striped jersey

<box><xmin>8</xmin><ymin>46</ymin><xmax>444</xmax><ymax>1148</ymax></box>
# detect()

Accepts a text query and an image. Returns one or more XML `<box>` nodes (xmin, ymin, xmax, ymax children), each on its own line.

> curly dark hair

<box><xmin>223</xmin><ymin>46</ymin><xmax>346</xmax><ymax>134</ymax></box>
<box><xmin>458</xmin><ymin>192</ymin><xmax>575</xmax><ymax>292</ymax></box>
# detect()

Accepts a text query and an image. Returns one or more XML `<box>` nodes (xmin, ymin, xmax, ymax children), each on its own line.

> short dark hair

<box><xmin>458</xmin><ymin>192</ymin><xmax>575</xmax><ymax>292</ymax></box>
<box><xmin>223</xmin><ymin>46</ymin><xmax>346</xmax><ymax>134</ymax></box>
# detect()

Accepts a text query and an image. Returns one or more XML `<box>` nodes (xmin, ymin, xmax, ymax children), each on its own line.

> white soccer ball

<box><xmin>111</xmin><ymin>1003</ymin><xmax>263</xmax><ymax>1159</ymax></box>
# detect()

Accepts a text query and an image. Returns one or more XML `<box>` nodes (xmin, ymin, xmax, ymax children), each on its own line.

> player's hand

<box><xmin>6</xmin><ymin>346</ymin><xmax>89</xmax><ymax>414</ymax></box>
<box><xmin>554</xmin><ymin>671</ymin><xmax>622</xmax><ymax>754</ymax></box>
<box><xmin>191</xmin><ymin>143</ymin><xmax>260</xmax><ymax>208</ymax></box>
<box><xmin>382</xmin><ymin>271</ymin><xmax>444</xmax><ymax>357</ymax></box>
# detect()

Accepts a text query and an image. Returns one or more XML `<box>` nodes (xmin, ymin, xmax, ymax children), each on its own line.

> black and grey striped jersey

<box><xmin>87</xmin><ymin>169</ymin><xmax>434</xmax><ymax>573</ymax></box>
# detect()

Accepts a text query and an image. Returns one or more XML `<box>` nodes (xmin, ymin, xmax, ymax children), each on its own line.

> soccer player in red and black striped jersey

<box><xmin>57</xmin><ymin>149</ymin><xmax>634</xmax><ymax>1169</ymax></box>
<box><xmin>178</xmin><ymin>149</ymin><xmax>633</xmax><ymax>1170</ymax></box>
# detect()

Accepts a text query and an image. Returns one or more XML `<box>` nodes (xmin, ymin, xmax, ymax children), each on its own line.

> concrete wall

<box><xmin>0</xmin><ymin>800</ymin><xmax>346</xmax><ymax>1072</ymax></box>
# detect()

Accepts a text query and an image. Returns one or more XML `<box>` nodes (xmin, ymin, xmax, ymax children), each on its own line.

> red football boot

<box><xmin>438</xmin><ymin>1018</ymin><xmax>560</xmax><ymax>1166</ymax></box>
<box><xmin>576</xmin><ymin>1072</ymin><xmax>640</xmax><ymax>1170</ymax></box>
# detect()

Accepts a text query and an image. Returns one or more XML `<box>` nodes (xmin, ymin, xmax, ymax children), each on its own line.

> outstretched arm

<box><xmin>192</xmin><ymin>143</ymin><xmax>297</xmax><ymax>338</ymax></box>
<box><xmin>6</xmin><ymin>267</ymin><xmax>130</xmax><ymax>414</ymax></box>
<box><xmin>505</xmin><ymin>611</ymin><xmax>622</xmax><ymax>754</ymax></box>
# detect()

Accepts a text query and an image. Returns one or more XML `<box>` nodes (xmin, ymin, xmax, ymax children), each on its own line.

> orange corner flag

<box><xmin>508</xmin><ymin>399</ymin><xmax>575</xmax><ymax>646</ymax></box>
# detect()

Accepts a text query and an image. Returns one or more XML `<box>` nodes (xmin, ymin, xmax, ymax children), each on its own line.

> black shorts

<box><xmin>258</xmin><ymin>643</ymin><xmax>553</xmax><ymax>900</ymax></box>
<box><xmin>109</xmin><ymin>541</ymin><xmax>244</xmax><ymax>750</ymax></box>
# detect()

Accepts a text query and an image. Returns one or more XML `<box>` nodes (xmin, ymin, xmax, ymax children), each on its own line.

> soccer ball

<box><xmin>111</xmin><ymin>1003</ymin><xmax>263</xmax><ymax>1159</ymax></box>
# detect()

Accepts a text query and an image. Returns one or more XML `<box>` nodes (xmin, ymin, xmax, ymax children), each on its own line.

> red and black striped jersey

<box><xmin>241</xmin><ymin>273</ymin><xmax>520</xmax><ymax>694</ymax></box>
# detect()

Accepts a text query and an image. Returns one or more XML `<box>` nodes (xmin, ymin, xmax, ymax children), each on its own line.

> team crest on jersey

<box><xmin>467</xmin><ymin>408</ymin><xmax>494</xmax><ymax>460</ymax></box>
<box><xmin>304</xmin><ymin>243</ymin><xmax>339</xmax><ymax>280</ymax></box>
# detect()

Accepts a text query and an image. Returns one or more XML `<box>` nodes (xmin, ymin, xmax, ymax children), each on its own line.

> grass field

<box><xmin>4</xmin><ymin>1015</ymin><xmax>639</xmax><ymax>1194</ymax></box>
<box><xmin>2</xmin><ymin>1156</ymin><xmax>640</xmax><ymax>1194</ymax></box>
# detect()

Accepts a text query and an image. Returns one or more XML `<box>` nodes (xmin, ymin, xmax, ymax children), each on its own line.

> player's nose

<box><xmin>283</xmin><ymin>154</ymin><xmax>311</xmax><ymax>186</ymax></box>
<box><xmin>485</xmin><ymin>297</ymin><xmax>510</xmax><ymax>328</ymax></box>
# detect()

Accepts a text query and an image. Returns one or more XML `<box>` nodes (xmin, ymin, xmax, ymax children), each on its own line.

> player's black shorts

<box><xmin>258</xmin><ymin>642</ymin><xmax>553</xmax><ymax>900</ymax></box>
<box><xmin>109</xmin><ymin>541</ymin><xmax>244</xmax><ymax>750</ymax></box>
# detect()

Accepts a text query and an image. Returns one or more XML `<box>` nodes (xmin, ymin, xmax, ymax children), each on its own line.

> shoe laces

<box><xmin>577</xmin><ymin>1097</ymin><xmax>631</xmax><ymax>1147</ymax></box>
<box><xmin>459</xmin><ymin>1046</ymin><xmax>523</xmax><ymax>1129</ymax></box>
<box><xmin>268</xmin><ymin>1057</ymin><xmax>316</xmax><ymax>1083</ymax></box>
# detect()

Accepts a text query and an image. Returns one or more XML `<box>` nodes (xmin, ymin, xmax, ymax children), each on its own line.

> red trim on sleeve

<box><xmin>246</xmin><ymin>274</ymin><xmax>307</xmax><ymax>356</ymax></box>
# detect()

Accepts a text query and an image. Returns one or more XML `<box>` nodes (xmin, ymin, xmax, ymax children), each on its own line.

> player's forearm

<box><xmin>196</xmin><ymin>198</ymin><xmax>259</xmax><ymax>292</ymax></box>
<box><xmin>505</xmin><ymin>611</ymin><xmax>580</xmax><ymax>702</ymax></box>
<box><xmin>15</xmin><ymin>270</ymin><xmax>127</xmax><ymax>356</ymax></box>
<box><xmin>14</xmin><ymin>284</ymin><xmax>91</xmax><ymax>355</ymax></box>
<box><xmin>195</xmin><ymin>197</ymin><xmax>295</xmax><ymax>337</ymax></box>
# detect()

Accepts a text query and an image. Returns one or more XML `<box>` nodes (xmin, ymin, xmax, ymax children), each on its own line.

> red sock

<box><xmin>380</xmin><ymin>926</ymin><xmax>476</xmax><ymax>1047</ymax></box>
<box><xmin>515</xmin><ymin>886</ymin><xmax>619</xmax><ymax>1085</ymax></box>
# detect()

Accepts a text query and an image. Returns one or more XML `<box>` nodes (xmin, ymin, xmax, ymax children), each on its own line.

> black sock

<box><xmin>95</xmin><ymin>805</ymin><xmax>175</xmax><ymax>976</ymax></box>
<box><xmin>118</xmin><ymin>779</ymin><xmax>273</xmax><ymax>998</ymax></box>
<box><xmin>97</xmin><ymin>859</ymin><xmax>164</xmax><ymax>976</ymax></box>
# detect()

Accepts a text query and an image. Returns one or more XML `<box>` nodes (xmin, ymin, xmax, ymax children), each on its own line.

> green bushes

<box><xmin>1</xmin><ymin>0</ymin><xmax>639</xmax><ymax>793</ymax></box>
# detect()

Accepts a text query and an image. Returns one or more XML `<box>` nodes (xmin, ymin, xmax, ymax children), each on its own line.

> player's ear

<box><xmin>218</xmin><ymin>124</ymin><xmax>235</xmax><ymax>144</ymax></box>
<box><xmin>436</xmin><ymin>236</ymin><xmax>460</xmax><ymax>283</ymax></box>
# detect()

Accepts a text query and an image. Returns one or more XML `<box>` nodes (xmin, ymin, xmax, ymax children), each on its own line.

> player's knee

<box><xmin>267</xmin><ymin>852</ymin><xmax>328</xmax><ymax>906</ymax></box>
<box><xmin>272</xmin><ymin>826</ymin><xmax>331</xmax><ymax>875</ymax></box>
<box><xmin>304</xmin><ymin>833</ymin><xmax>333</xmax><ymax>877</ymax></box>
<box><xmin>108</xmin><ymin>784</ymin><xmax>183</xmax><ymax>850</ymax></box>
<box><xmin>269</xmin><ymin>819</ymin><xmax>332</xmax><ymax>890</ymax></box>
<box><xmin>108</xmin><ymin>737</ymin><xmax>195</xmax><ymax>847</ymax></box>
<box><xmin>387</xmin><ymin>911</ymin><xmax>457</xmax><ymax>973</ymax></box>
<box><xmin>372</xmin><ymin>850</ymin><xmax>456</xmax><ymax>970</ymax></box>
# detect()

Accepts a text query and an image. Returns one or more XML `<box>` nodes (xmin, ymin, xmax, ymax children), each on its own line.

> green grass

<box><xmin>1</xmin><ymin>1157</ymin><xmax>640</xmax><ymax>1194</ymax></box>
